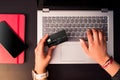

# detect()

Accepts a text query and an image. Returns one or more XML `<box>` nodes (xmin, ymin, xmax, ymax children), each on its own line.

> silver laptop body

<box><xmin>37</xmin><ymin>9</ymin><xmax>113</xmax><ymax>64</ymax></box>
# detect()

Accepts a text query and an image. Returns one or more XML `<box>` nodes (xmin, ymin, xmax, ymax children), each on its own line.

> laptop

<box><xmin>37</xmin><ymin>0</ymin><xmax>113</xmax><ymax>64</ymax></box>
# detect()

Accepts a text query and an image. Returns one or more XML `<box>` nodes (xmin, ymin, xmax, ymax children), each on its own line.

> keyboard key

<box><xmin>43</xmin><ymin>16</ymin><xmax>108</xmax><ymax>41</ymax></box>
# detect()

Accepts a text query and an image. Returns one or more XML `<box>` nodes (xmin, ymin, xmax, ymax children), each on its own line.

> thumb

<box><xmin>80</xmin><ymin>39</ymin><xmax>88</xmax><ymax>54</ymax></box>
<box><xmin>46</xmin><ymin>46</ymin><xmax>56</xmax><ymax>60</ymax></box>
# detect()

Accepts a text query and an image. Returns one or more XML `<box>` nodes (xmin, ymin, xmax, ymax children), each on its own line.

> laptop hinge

<box><xmin>42</xmin><ymin>8</ymin><xmax>50</xmax><ymax>12</ymax></box>
<box><xmin>101</xmin><ymin>8</ymin><xmax>108</xmax><ymax>13</ymax></box>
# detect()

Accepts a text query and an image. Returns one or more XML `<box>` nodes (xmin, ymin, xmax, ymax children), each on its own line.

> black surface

<box><xmin>0</xmin><ymin>0</ymin><xmax>120</xmax><ymax>80</ymax></box>
<box><xmin>0</xmin><ymin>21</ymin><xmax>26</xmax><ymax>58</ymax></box>
<box><xmin>0</xmin><ymin>0</ymin><xmax>37</xmax><ymax>80</ymax></box>
<box><xmin>38</xmin><ymin>0</ymin><xmax>119</xmax><ymax>10</ymax></box>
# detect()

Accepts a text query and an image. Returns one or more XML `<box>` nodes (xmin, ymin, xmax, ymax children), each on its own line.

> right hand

<box><xmin>80</xmin><ymin>29</ymin><xmax>110</xmax><ymax>66</ymax></box>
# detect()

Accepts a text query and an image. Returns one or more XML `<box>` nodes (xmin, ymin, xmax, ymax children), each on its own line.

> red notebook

<box><xmin>0</xmin><ymin>14</ymin><xmax>25</xmax><ymax>64</ymax></box>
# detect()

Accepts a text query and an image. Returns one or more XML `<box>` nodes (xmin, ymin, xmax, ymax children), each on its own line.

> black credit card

<box><xmin>0</xmin><ymin>21</ymin><xmax>26</xmax><ymax>58</ymax></box>
<box><xmin>46</xmin><ymin>29</ymin><xmax>68</xmax><ymax>47</ymax></box>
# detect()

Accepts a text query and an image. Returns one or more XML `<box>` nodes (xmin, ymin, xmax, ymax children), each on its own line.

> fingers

<box><xmin>46</xmin><ymin>46</ymin><xmax>56</xmax><ymax>60</ymax></box>
<box><xmin>87</xmin><ymin>29</ymin><xmax>104</xmax><ymax>44</ymax></box>
<box><xmin>80</xmin><ymin>39</ymin><xmax>88</xmax><ymax>54</ymax></box>
<box><xmin>87</xmin><ymin>29</ymin><xmax>93</xmax><ymax>45</ymax></box>
<box><xmin>39</xmin><ymin>34</ymin><xmax>49</xmax><ymax>46</ymax></box>
<box><xmin>98</xmin><ymin>30</ymin><xmax>104</xmax><ymax>41</ymax></box>
<box><xmin>47</xmin><ymin>46</ymin><xmax>56</xmax><ymax>56</ymax></box>
<box><xmin>35</xmin><ymin>34</ymin><xmax>49</xmax><ymax>53</ymax></box>
<box><xmin>92</xmin><ymin>29</ymin><xmax>99</xmax><ymax>42</ymax></box>
<box><xmin>82</xmin><ymin>28</ymin><xmax>105</xmax><ymax>44</ymax></box>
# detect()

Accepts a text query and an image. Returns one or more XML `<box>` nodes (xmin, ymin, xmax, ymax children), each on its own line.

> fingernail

<box><xmin>53</xmin><ymin>46</ymin><xmax>56</xmax><ymax>48</ymax></box>
<box><xmin>87</xmin><ymin>28</ymin><xmax>91</xmax><ymax>32</ymax></box>
<box><xmin>79</xmin><ymin>39</ymin><xmax>83</xmax><ymax>43</ymax></box>
<box><xmin>46</xmin><ymin>34</ymin><xmax>49</xmax><ymax>36</ymax></box>
<box><xmin>51</xmin><ymin>46</ymin><xmax>56</xmax><ymax>49</ymax></box>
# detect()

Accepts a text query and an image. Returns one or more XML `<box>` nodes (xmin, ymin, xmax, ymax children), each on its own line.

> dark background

<box><xmin>0</xmin><ymin>0</ymin><xmax>120</xmax><ymax>80</ymax></box>
<box><xmin>0</xmin><ymin>0</ymin><xmax>37</xmax><ymax>80</ymax></box>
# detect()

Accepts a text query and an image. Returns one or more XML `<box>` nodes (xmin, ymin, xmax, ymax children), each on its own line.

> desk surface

<box><xmin>0</xmin><ymin>0</ymin><xmax>120</xmax><ymax>80</ymax></box>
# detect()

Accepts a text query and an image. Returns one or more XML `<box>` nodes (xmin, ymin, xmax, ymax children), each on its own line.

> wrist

<box><xmin>32</xmin><ymin>70</ymin><xmax>49</xmax><ymax>80</ymax></box>
<box><xmin>34</xmin><ymin>66</ymin><xmax>46</xmax><ymax>74</ymax></box>
<box><xmin>101</xmin><ymin>56</ymin><xmax>113</xmax><ymax>68</ymax></box>
<box><xmin>98</xmin><ymin>55</ymin><xmax>110</xmax><ymax>66</ymax></box>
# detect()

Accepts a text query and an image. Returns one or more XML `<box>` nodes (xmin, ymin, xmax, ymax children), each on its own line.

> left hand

<box><xmin>34</xmin><ymin>34</ymin><xmax>56</xmax><ymax>74</ymax></box>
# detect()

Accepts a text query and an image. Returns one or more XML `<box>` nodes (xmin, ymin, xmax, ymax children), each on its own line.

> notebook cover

<box><xmin>0</xmin><ymin>14</ymin><xmax>25</xmax><ymax>64</ymax></box>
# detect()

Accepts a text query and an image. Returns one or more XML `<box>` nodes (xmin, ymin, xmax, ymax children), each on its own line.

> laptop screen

<box><xmin>42</xmin><ymin>0</ymin><xmax>114</xmax><ymax>10</ymax></box>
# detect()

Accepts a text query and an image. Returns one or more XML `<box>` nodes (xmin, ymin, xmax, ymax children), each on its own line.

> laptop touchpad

<box><xmin>61</xmin><ymin>43</ymin><xmax>89</xmax><ymax>62</ymax></box>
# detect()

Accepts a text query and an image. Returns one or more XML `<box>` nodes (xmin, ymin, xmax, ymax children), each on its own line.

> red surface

<box><xmin>0</xmin><ymin>14</ymin><xmax>25</xmax><ymax>64</ymax></box>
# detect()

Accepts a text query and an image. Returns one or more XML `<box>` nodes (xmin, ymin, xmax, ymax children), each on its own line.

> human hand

<box><xmin>80</xmin><ymin>29</ymin><xmax>110</xmax><ymax>66</ymax></box>
<box><xmin>34</xmin><ymin>34</ymin><xmax>56</xmax><ymax>74</ymax></box>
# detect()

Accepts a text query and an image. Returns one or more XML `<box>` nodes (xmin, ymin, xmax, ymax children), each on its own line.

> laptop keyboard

<box><xmin>43</xmin><ymin>16</ymin><xmax>108</xmax><ymax>41</ymax></box>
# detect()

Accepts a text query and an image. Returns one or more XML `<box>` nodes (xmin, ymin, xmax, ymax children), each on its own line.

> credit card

<box><xmin>46</xmin><ymin>29</ymin><xmax>68</xmax><ymax>47</ymax></box>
